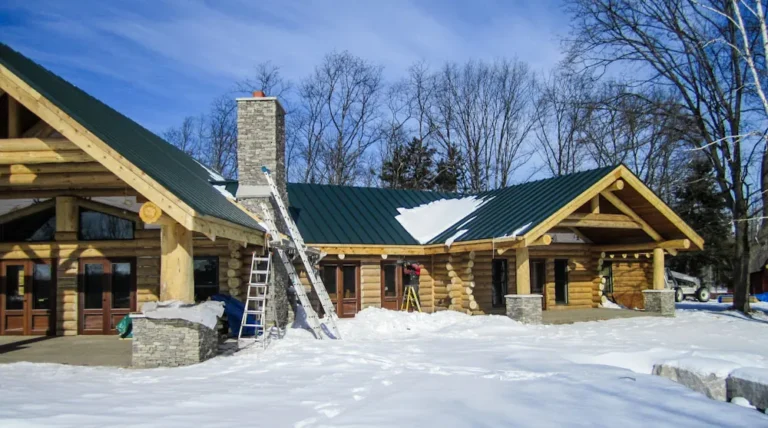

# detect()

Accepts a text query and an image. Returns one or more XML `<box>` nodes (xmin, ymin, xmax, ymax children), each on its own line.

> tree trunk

<box><xmin>732</xmin><ymin>214</ymin><xmax>751</xmax><ymax>313</ymax></box>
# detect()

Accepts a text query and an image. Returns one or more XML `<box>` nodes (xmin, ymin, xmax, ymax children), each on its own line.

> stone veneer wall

<box><xmin>131</xmin><ymin>317</ymin><xmax>218</xmax><ymax>368</ymax></box>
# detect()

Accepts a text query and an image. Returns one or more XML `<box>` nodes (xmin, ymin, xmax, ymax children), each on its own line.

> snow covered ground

<box><xmin>1</xmin><ymin>304</ymin><xmax>767</xmax><ymax>427</ymax></box>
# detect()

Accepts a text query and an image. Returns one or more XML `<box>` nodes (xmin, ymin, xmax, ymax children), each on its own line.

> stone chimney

<box><xmin>236</xmin><ymin>91</ymin><xmax>288</xmax><ymax>217</ymax></box>
<box><xmin>236</xmin><ymin>91</ymin><xmax>291</xmax><ymax>328</ymax></box>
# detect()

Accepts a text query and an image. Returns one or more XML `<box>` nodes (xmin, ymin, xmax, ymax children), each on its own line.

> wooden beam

<box><xmin>77</xmin><ymin>198</ymin><xmax>141</xmax><ymax>223</ymax></box>
<box><xmin>7</xmin><ymin>97</ymin><xmax>21</xmax><ymax>138</ymax></box>
<box><xmin>590</xmin><ymin>195</ymin><xmax>600</xmax><ymax>214</ymax></box>
<box><xmin>316</xmin><ymin>244</ymin><xmax>426</xmax><ymax>256</ymax></box>
<box><xmin>653</xmin><ymin>247</ymin><xmax>665</xmax><ymax>290</ymax></box>
<box><xmin>55</xmin><ymin>196</ymin><xmax>78</xmax><ymax>240</ymax></box>
<box><xmin>594</xmin><ymin>239</ymin><xmax>691</xmax><ymax>253</ymax></box>
<box><xmin>497</xmin><ymin>234</ymin><xmax>552</xmax><ymax>255</ymax></box>
<box><xmin>516</xmin><ymin>246</ymin><xmax>530</xmax><ymax>295</ymax></box>
<box><xmin>0</xmin><ymin>199</ymin><xmax>55</xmax><ymax>225</ymax></box>
<box><xmin>160</xmin><ymin>221</ymin><xmax>194</xmax><ymax>302</ymax></box>
<box><xmin>606</xmin><ymin>180</ymin><xmax>624</xmax><ymax>192</ymax></box>
<box><xmin>600</xmin><ymin>190</ymin><xmax>662</xmax><ymax>241</ymax></box>
<box><xmin>0</xmin><ymin>138</ymin><xmax>78</xmax><ymax>151</ymax></box>
<box><xmin>559</xmin><ymin>213</ymin><xmax>642</xmax><ymax>229</ymax></box>
<box><xmin>21</xmin><ymin>120</ymin><xmax>56</xmax><ymax>138</ymax></box>
<box><xmin>0</xmin><ymin>162</ymin><xmax>108</xmax><ymax>175</ymax></box>
<box><xmin>0</xmin><ymin>188</ymin><xmax>138</xmax><ymax>199</ymax></box>
<box><xmin>0</xmin><ymin>172</ymin><xmax>123</xmax><ymax>187</ymax></box>
<box><xmin>139</xmin><ymin>201</ymin><xmax>176</xmax><ymax>226</ymax></box>
<box><xmin>616</xmin><ymin>166</ymin><xmax>704</xmax><ymax>249</ymax></box>
<box><xmin>0</xmin><ymin>151</ymin><xmax>93</xmax><ymax>164</ymax></box>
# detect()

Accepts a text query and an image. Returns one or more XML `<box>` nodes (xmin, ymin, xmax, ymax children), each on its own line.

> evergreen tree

<box><xmin>668</xmin><ymin>158</ymin><xmax>733</xmax><ymax>287</ymax></box>
<box><xmin>434</xmin><ymin>143</ymin><xmax>465</xmax><ymax>193</ymax></box>
<box><xmin>380</xmin><ymin>138</ymin><xmax>437</xmax><ymax>190</ymax></box>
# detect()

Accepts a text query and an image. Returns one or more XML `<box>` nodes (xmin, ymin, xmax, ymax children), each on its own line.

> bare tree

<box><xmin>294</xmin><ymin>51</ymin><xmax>384</xmax><ymax>185</ymax></box>
<box><xmin>236</xmin><ymin>61</ymin><xmax>292</xmax><ymax>100</ymax></box>
<box><xmin>532</xmin><ymin>67</ymin><xmax>591</xmax><ymax>176</ymax></box>
<box><xmin>163</xmin><ymin>116</ymin><xmax>198</xmax><ymax>158</ymax></box>
<box><xmin>566</xmin><ymin>0</ymin><xmax>768</xmax><ymax>312</ymax></box>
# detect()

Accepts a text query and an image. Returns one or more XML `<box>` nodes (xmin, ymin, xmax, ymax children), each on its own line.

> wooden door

<box><xmin>554</xmin><ymin>259</ymin><xmax>569</xmax><ymax>305</ymax></box>
<box><xmin>492</xmin><ymin>259</ymin><xmax>508</xmax><ymax>308</ymax></box>
<box><xmin>0</xmin><ymin>260</ymin><xmax>55</xmax><ymax>336</ymax></box>
<box><xmin>320</xmin><ymin>264</ymin><xmax>360</xmax><ymax>318</ymax></box>
<box><xmin>530</xmin><ymin>259</ymin><xmax>546</xmax><ymax>310</ymax></box>
<box><xmin>381</xmin><ymin>263</ymin><xmax>402</xmax><ymax>310</ymax></box>
<box><xmin>79</xmin><ymin>258</ymin><xmax>136</xmax><ymax>335</ymax></box>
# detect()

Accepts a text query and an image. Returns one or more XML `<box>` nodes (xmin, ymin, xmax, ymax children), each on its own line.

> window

<box><xmin>194</xmin><ymin>256</ymin><xmax>219</xmax><ymax>302</ymax></box>
<box><xmin>0</xmin><ymin>207</ymin><xmax>56</xmax><ymax>242</ymax></box>
<box><xmin>79</xmin><ymin>209</ymin><xmax>134</xmax><ymax>240</ymax></box>
<box><xmin>32</xmin><ymin>264</ymin><xmax>52</xmax><ymax>310</ymax></box>
<box><xmin>322</xmin><ymin>265</ymin><xmax>338</xmax><ymax>300</ymax></box>
<box><xmin>382</xmin><ymin>264</ymin><xmax>397</xmax><ymax>298</ymax></box>
<box><xmin>342</xmin><ymin>265</ymin><xmax>357</xmax><ymax>299</ymax></box>
<box><xmin>601</xmin><ymin>262</ymin><xmax>614</xmax><ymax>294</ymax></box>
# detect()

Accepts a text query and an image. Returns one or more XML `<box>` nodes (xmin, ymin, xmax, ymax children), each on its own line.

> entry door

<box><xmin>554</xmin><ymin>259</ymin><xmax>569</xmax><ymax>305</ymax></box>
<box><xmin>381</xmin><ymin>264</ymin><xmax>402</xmax><ymax>310</ymax></box>
<box><xmin>492</xmin><ymin>259</ymin><xmax>508</xmax><ymax>307</ymax></box>
<box><xmin>321</xmin><ymin>264</ymin><xmax>359</xmax><ymax>318</ymax></box>
<box><xmin>79</xmin><ymin>259</ymin><xmax>136</xmax><ymax>335</ymax></box>
<box><xmin>0</xmin><ymin>260</ymin><xmax>55</xmax><ymax>336</ymax></box>
<box><xmin>530</xmin><ymin>259</ymin><xmax>546</xmax><ymax>309</ymax></box>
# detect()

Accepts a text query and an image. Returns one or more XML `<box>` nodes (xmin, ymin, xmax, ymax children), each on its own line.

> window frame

<box><xmin>601</xmin><ymin>261</ymin><xmax>614</xmax><ymax>294</ymax></box>
<box><xmin>193</xmin><ymin>256</ymin><xmax>220</xmax><ymax>302</ymax></box>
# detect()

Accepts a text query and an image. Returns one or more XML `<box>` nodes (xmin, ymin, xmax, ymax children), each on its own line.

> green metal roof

<box><xmin>288</xmin><ymin>183</ymin><xmax>457</xmax><ymax>245</ymax></box>
<box><xmin>288</xmin><ymin>166</ymin><xmax>618</xmax><ymax>246</ymax></box>
<box><xmin>0</xmin><ymin>43</ymin><xmax>263</xmax><ymax>232</ymax></box>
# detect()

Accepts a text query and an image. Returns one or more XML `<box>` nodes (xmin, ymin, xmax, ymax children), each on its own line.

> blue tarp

<box><xmin>755</xmin><ymin>292</ymin><xmax>768</xmax><ymax>302</ymax></box>
<box><xmin>210</xmin><ymin>294</ymin><xmax>259</xmax><ymax>337</ymax></box>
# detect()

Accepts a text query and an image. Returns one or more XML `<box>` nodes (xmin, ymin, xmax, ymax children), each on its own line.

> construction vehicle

<box><xmin>664</xmin><ymin>268</ymin><xmax>710</xmax><ymax>302</ymax></box>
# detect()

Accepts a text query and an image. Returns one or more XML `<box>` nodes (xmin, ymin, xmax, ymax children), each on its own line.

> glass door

<box><xmin>1</xmin><ymin>262</ymin><xmax>27</xmax><ymax>335</ymax></box>
<box><xmin>0</xmin><ymin>261</ymin><xmax>54</xmax><ymax>336</ymax></box>
<box><xmin>79</xmin><ymin>259</ymin><xmax>136</xmax><ymax>334</ymax></box>
<box><xmin>381</xmin><ymin>263</ymin><xmax>402</xmax><ymax>310</ymax></box>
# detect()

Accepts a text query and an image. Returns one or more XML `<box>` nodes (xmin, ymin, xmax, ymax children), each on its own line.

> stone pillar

<box><xmin>236</xmin><ymin>91</ymin><xmax>290</xmax><ymax>329</ymax></box>
<box><xmin>643</xmin><ymin>290</ymin><xmax>675</xmax><ymax>316</ymax></box>
<box><xmin>505</xmin><ymin>294</ymin><xmax>543</xmax><ymax>324</ymax></box>
<box><xmin>131</xmin><ymin>316</ymin><xmax>218</xmax><ymax>368</ymax></box>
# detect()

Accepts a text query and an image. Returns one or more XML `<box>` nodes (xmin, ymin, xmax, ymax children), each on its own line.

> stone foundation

<box><xmin>131</xmin><ymin>316</ymin><xmax>219</xmax><ymax>368</ymax></box>
<box><xmin>505</xmin><ymin>295</ymin><xmax>543</xmax><ymax>324</ymax></box>
<box><xmin>643</xmin><ymin>290</ymin><xmax>675</xmax><ymax>316</ymax></box>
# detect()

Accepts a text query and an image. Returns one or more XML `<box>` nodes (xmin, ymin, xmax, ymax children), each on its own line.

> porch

<box><xmin>0</xmin><ymin>335</ymin><xmax>131</xmax><ymax>366</ymax></box>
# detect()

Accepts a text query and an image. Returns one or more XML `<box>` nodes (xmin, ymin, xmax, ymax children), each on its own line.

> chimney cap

<box><xmin>252</xmin><ymin>90</ymin><xmax>266</xmax><ymax>97</ymax></box>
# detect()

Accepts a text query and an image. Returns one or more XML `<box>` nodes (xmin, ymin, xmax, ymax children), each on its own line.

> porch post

<box><xmin>653</xmin><ymin>247</ymin><xmax>665</xmax><ymax>290</ymax></box>
<box><xmin>516</xmin><ymin>246</ymin><xmax>530</xmax><ymax>294</ymax></box>
<box><xmin>160</xmin><ymin>221</ymin><xmax>194</xmax><ymax>303</ymax></box>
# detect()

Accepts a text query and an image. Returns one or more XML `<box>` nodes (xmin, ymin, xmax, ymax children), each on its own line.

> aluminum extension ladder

<box><xmin>262</xmin><ymin>166</ymin><xmax>342</xmax><ymax>339</ymax></box>
<box><xmin>259</xmin><ymin>202</ymin><xmax>325</xmax><ymax>339</ymax></box>
<box><xmin>237</xmin><ymin>253</ymin><xmax>271</xmax><ymax>347</ymax></box>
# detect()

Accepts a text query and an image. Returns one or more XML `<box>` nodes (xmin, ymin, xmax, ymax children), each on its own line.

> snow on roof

<box><xmin>395</xmin><ymin>196</ymin><xmax>491</xmax><ymax>245</ymax></box>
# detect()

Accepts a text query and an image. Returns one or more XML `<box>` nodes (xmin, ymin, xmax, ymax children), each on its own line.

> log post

<box><xmin>55</xmin><ymin>196</ymin><xmax>78</xmax><ymax>240</ymax></box>
<box><xmin>590</xmin><ymin>195</ymin><xmax>600</xmax><ymax>214</ymax></box>
<box><xmin>159</xmin><ymin>218</ymin><xmax>194</xmax><ymax>303</ymax></box>
<box><xmin>516</xmin><ymin>246</ymin><xmax>530</xmax><ymax>295</ymax></box>
<box><xmin>653</xmin><ymin>247</ymin><xmax>665</xmax><ymax>290</ymax></box>
<box><xmin>8</xmin><ymin>97</ymin><xmax>20</xmax><ymax>138</ymax></box>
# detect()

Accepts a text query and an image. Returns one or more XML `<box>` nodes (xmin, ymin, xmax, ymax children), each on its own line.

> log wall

<box><xmin>600</xmin><ymin>258</ymin><xmax>653</xmax><ymax>309</ymax></box>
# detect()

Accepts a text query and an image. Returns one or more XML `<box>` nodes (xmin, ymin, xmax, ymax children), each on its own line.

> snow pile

<box><xmin>140</xmin><ymin>300</ymin><xmax>224</xmax><ymax>329</ymax></box>
<box><xmin>601</xmin><ymin>299</ymin><xmax>624</xmax><ymax>309</ymax></box>
<box><xmin>395</xmin><ymin>196</ymin><xmax>491</xmax><ymax>244</ymax></box>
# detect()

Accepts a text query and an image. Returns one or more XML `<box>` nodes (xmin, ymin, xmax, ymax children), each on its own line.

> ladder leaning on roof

<box><xmin>261</xmin><ymin>166</ymin><xmax>342</xmax><ymax>339</ymax></box>
<box><xmin>259</xmin><ymin>201</ymin><xmax>325</xmax><ymax>339</ymax></box>
<box><xmin>237</xmin><ymin>253</ymin><xmax>270</xmax><ymax>347</ymax></box>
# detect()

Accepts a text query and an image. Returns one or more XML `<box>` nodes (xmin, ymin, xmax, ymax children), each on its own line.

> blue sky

<box><xmin>0</xmin><ymin>0</ymin><xmax>569</xmax><ymax>135</ymax></box>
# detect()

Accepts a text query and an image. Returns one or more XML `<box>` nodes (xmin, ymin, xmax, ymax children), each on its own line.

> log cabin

<box><xmin>0</xmin><ymin>42</ymin><xmax>704</xmax><ymax>338</ymax></box>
